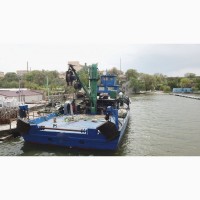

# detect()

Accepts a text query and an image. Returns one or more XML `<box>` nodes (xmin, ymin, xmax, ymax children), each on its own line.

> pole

<box><xmin>120</xmin><ymin>57</ymin><xmax>121</xmax><ymax>72</ymax></box>
<box><xmin>27</xmin><ymin>61</ymin><xmax>29</xmax><ymax>72</ymax></box>
<box><xmin>47</xmin><ymin>76</ymin><xmax>49</xmax><ymax>102</ymax></box>
<box><xmin>18</xmin><ymin>76</ymin><xmax>21</xmax><ymax>103</ymax></box>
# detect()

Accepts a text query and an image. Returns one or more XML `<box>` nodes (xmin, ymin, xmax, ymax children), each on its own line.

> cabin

<box><xmin>97</xmin><ymin>74</ymin><xmax>119</xmax><ymax>99</ymax></box>
<box><xmin>172</xmin><ymin>88</ymin><xmax>193</xmax><ymax>93</ymax></box>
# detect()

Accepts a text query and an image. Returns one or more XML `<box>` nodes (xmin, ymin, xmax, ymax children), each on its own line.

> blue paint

<box><xmin>17</xmin><ymin>71</ymin><xmax>130</xmax><ymax>151</ymax></box>
<box><xmin>19</xmin><ymin>105</ymin><xmax>28</xmax><ymax>111</ymax></box>
<box><xmin>98</xmin><ymin>75</ymin><xmax>120</xmax><ymax>95</ymax></box>
<box><xmin>106</xmin><ymin>106</ymin><xmax>119</xmax><ymax>129</ymax></box>
<box><xmin>173</xmin><ymin>88</ymin><xmax>192</xmax><ymax>93</ymax></box>
<box><xmin>18</xmin><ymin>109</ymin><xmax>129</xmax><ymax>150</ymax></box>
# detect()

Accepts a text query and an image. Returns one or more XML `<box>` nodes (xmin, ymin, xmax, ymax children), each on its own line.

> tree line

<box><xmin>1</xmin><ymin>67</ymin><xmax>200</xmax><ymax>94</ymax></box>
<box><xmin>0</xmin><ymin>70</ymin><xmax>66</xmax><ymax>94</ymax></box>
<box><xmin>125</xmin><ymin>70</ymin><xmax>200</xmax><ymax>93</ymax></box>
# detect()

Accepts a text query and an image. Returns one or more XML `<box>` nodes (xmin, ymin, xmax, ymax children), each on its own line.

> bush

<box><xmin>162</xmin><ymin>85</ymin><xmax>171</xmax><ymax>93</ymax></box>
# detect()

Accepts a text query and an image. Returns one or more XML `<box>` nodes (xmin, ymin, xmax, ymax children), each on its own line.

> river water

<box><xmin>0</xmin><ymin>93</ymin><xmax>200</xmax><ymax>156</ymax></box>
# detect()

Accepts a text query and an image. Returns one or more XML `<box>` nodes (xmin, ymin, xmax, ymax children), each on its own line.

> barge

<box><xmin>17</xmin><ymin>63</ymin><xmax>130</xmax><ymax>151</ymax></box>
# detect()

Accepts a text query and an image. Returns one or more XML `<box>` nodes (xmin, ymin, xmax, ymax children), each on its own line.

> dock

<box><xmin>0</xmin><ymin>103</ymin><xmax>45</xmax><ymax>141</ymax></box>
<box><xmin>172</xmin><ymin>93</ymin><xmax>200</xmax><ymax>100</ymax></box>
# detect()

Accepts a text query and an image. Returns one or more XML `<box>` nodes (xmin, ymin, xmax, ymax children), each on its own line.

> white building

<box><xmin>0</xmin><ymin>90</ymin><xmax>44</xmax><ymax>104</ymax></box>
<box><xmin>0</xmin><ymin>97</ymin><xmax>19</xmax><ymax>107</ymax></box>
<box><xmin>16</xmin><ymin>70</ymin><xmax>28</xmax><ymax>76</ymax></box>
<box><xmin>68</xmin><ymin>61</ymin><xmax>83</xmax><ymax>72</ymax></box>
<box><xmin>0</xmin><ymin>71</ymin><xmax>4</xmax><ymax>78</ymax></box>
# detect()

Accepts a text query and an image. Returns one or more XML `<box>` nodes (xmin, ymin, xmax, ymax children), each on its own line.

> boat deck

<box><xmin>37</xmin><ymin>114</ymin><xmax>111</xmax><ymax>133</ymax></box>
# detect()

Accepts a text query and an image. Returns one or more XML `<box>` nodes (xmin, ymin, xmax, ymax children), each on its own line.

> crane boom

<box><xmin>68</xmin><ymin>63</ymin><xmax>99</xmax><ymax>114</ymax></box>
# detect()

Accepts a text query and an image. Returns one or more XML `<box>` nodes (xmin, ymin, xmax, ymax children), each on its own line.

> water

<box><xmin>1</xmin><ymin>94</ymin><xmax>200</xmax><ymax>156</ymax></box>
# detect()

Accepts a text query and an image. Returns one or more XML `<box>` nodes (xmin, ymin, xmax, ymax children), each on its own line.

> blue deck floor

<box><xmin>37</xmin><ymin>114</ymin><xmax>109</xmax><ymax>133</ymax></box>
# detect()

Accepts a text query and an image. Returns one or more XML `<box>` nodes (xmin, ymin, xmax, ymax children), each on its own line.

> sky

<box><xmin>1</xmin><ymin>0</ymin><xmax>200</xmax><ymax>78</ymax></box>
<box><xmin>0</xmin><ymin>44</ymin><xmax>200</xmax><ymax>77</ymax></box>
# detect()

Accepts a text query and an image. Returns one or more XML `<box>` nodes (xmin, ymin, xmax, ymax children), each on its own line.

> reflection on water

<box><xmin>1</xmin><ymin>93</ymin><xmax>200</xmax><ymax>156</ymax></box>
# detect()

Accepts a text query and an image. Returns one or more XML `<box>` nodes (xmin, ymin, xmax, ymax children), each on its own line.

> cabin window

<box><xmin>99</xmin><ymin>87</ymin><xmax>105</xmax><ymax>90</ymax></box>
<box><xmin>108</xmin><ymin>87</ymin><xmax>114</xmax><ymax>90</ymax></box>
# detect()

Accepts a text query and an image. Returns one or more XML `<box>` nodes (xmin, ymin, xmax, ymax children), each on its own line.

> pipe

<box><xmin>39</xmin><ymin>126</ymin><xmax>86</xmax><ymax>133</ymax></box>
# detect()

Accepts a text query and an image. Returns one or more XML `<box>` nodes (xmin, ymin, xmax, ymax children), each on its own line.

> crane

<box><xmin>67</xmin><ymin>63</ymin><xmax>99</xmax><ymax>114</ymax></box>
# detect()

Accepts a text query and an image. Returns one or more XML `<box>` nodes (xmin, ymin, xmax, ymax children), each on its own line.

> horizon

<box><xmin>0</xmin><ymin>44</ymin><xmax>200</xmax><ymax>77</ymax></box>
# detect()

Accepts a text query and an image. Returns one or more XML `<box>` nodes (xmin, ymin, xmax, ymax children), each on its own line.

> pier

<box><xmin>172</xmin><ymin>93</ymin><xmax>200</xmax><ymax>100</ymax></box>
<box><xmin>0</xmin><ymin>120</ymin><xmax>16</xmax><ymax>141</ymax></box>
<box><xmin>0</xmin><ymin>103</ymin><xmax>45</xmax><ymax>141</ymax></box>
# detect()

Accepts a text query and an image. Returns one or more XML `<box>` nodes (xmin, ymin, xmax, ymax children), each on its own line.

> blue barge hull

<box><xmin>18</xmin><ymin>111</ymin><xmax>129</xmax><ymax>151</ymax></box>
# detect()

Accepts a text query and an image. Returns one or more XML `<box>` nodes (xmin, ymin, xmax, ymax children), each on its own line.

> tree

<box><xmin>1</xmin><ymin>80</ymin><xmax>18</xmax><ymax>88</ymax></box>
<box><xmin>166</xmin><ymin>77</ymin><xmax>180</xmax><ymax>90</ymax></box>
<box><xmin>24</xmin><ymin>70</ymin><xmax>45</xmax><ymax>86</ymax></box>
<box><xmin>77</xmin><ymin>65</ymin><xmax>89</xmax><ymax>87</ymax></box>
<box><xmin>108</xmin><ymin>67</ymin><xmax>123</xmax><ymax>76</ymax></box>
<box><xmin>129</xmin><ymin>77</ymin><xmax>145</xmax><ymax>93</ymax></box>
<box><xmin>125</xmin><ymin>69</ymin><xmax>139</xmax><ymax>80</ymax></box>
<box><xmin>162</xmin><ymin>85</ymin><xmax>171</xmax><ymax>93</ymax></box>
<box><xmin>194</xmin><ymin>77</ymin><xmax>200</xmax><ymax>90</ymax></box>
<box><xmin>24</xmin><ymin>70</ymin><xmax>61</xmax><ymax>89</ymax></box>
<box><xmin>184</xmin><ymin>73</ymin><xmax>196</xmax><ymax>78</ymax></box>
<box><xmin>180</xmin><ymin>78</ymin><xmax>192</xmax><ymax>88</ymax></box>
<box><xmin>153</xmin><ymin>73</ymin><xmax>168</xmax><ymax>90</ymax></box>
<box><xmin>139</xmin><ymin>73</ymin><xmax>156</xmax><ymax>91</ymax></box>
<box><xmin>3</xmin><ymin>72</ymin><xmax>19</xmax><ymax>82</ymax></box>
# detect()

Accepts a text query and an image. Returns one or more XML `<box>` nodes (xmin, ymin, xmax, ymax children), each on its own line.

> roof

<box><xmin>0</xmin><ymin>90</ymin><xmax>43</xmax><ymax>97</ymax></box>
<box><xmin>101</xmin><ymin>74</ymin><xmax>117</xmax><ymax>77</ymax></box>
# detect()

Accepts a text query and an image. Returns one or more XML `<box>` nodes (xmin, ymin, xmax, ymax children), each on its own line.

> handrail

<box><xmin>39</xmin><ymin>126</ymin><xmax>86</xmax><ymax>133</ymax></box>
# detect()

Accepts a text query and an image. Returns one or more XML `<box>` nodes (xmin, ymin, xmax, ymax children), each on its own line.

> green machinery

<box><xmin>68</xmin><ymin>63</ymin><xmax>99</xmax><ymax>114</ymax></box>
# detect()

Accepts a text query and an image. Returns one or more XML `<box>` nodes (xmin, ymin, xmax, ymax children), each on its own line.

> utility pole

<box><xmin>27</xmin><ymin>61</ymin><xmax>29</xmax><ymax>72</ymax></box>
<box><xmin>47</xmin><ymin>76</ymin><xmax>50</xmax><ymax>102</ymax></box>
<box><xmin>18</xmin><ymin>76</ymin><xmax>21</xmax><ymax>103</ymax></box>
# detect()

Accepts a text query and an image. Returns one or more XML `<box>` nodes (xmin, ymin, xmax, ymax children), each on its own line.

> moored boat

<box><xmin>17</xmin><ymin>64</ymin><xmax>130</xmax><ymax>150</ymax></box>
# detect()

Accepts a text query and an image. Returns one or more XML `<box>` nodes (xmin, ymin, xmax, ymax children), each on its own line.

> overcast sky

<box><xmin>1</xmin><ymin>1</ymin><xmax>200</xmax><ymax>77</ymax></box>
<box><xmin>0</xmin><ymin>44</ymin><xmax>200</xmax><ymax>77</ymax></box>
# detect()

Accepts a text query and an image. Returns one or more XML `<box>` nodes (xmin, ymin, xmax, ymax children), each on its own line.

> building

<box><xmin>0</xmin><ymin>71</ymin><xmax>4</xmax><ymax>78</ymax></box>
<box><xmin>58</xmin><ymin>61</ymin><xmax>83</xmax><ymax>79</ymax></box>
<box><xmin>0</xmin><ymin>97</ymin><xmax>19</xmax><ymax>107</ymax></box>
<box><xmin>118</xmin><ymin>74</ymin><xmax>127</xmax><ymax>82</ymax></box>
<box><xmin>16</xmin><ymin>70</ymin><xmax>28</xmax><ymax>76</ymax></box>
<box><xmin>68</xmin><ymin>61</ymin><xmax>83</xmax><ymax>72</ymax></box>
<box><xmin>0</xmin><ymin>89</ymin><xmax>44</xmax><ymax>103</ymax></box>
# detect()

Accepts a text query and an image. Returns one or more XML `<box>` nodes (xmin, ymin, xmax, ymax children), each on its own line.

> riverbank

<box><xmin>170</xmin><ymin>93</ymin><xmax>200</xmax><ymax>100</ymax></box>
